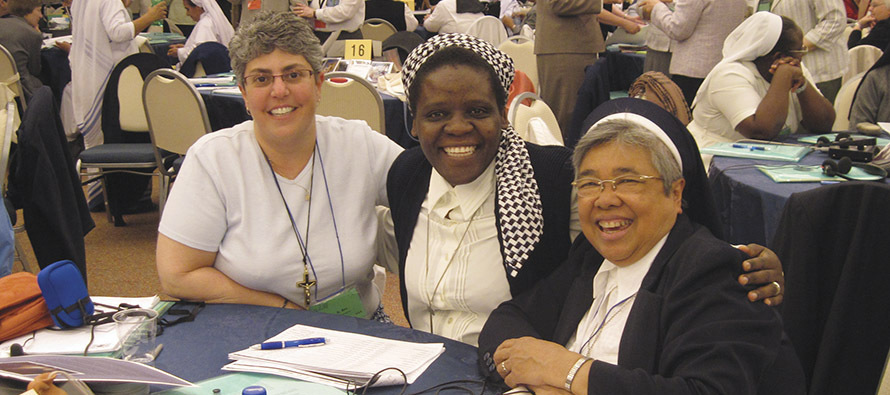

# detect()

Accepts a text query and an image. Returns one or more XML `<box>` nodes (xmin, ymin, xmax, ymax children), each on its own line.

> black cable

<box><xmin>407</xmin><ymin>379</ymin><xmax>490</xmax><ymax>395</ymax></box>
<box><xmin>360</xmin><ymin>367</ymin><xmax>408</xmax><ymax>395</ymax></box>
<box><xmin>83</xmin><ymin>323</ymin><xmax>96</xmax><ymax>356</ymax></box>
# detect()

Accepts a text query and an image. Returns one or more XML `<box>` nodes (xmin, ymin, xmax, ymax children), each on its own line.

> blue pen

<box><xmin>252</xmin><ymin>337</ymin><xmax>327</xmax><ymax>350</ymax></box>
<box><xmin>193</xmin><ymin>83</ymin><xmax>216</xmax><ymax>87</ymax></box>
<box><xmin>732</xmin><ymin>144</ymin><xmax>766</xmax><ymax>151</ymax></box>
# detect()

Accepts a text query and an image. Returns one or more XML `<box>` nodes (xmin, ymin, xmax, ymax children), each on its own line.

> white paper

<box><xmin>0</xmin><ymin>296</ymin><xmax>160</xmax><ymax>357</ymax></box>
<box><xmin>878</xmin><ymin>122</ymin><xmax>890</xmax><ymax>134</ymax></box>
<box><xmin>188</xmin><ymin>76</ymin><xmax>235</xmax><ymax>86</ymax></box>
<box><xmin>225</xmin><ymin>325</ymin><xmax>444</xmax><ymax>388</ymax></box>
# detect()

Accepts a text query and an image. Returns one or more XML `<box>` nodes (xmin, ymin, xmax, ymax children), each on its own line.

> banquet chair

<box><xmin>498</xmin><ymin>36</ymin><xmax>538</xmax><ymax>92</ymax></box>
<box><xmin>78</xmin><ymin>53</ymin><xmax>167</xmax><ymax>226</ymax></box>
<box><xmin>0</xmin><ymin>84</ymin><xmax>33</xmax><ymax>273</ymax></box>
<box><xmin>772</xmin><ymin>182</ymin><xmax>890</xmax><ymax>395</ymax></box>
<box><xmin>843</xmin><ymin>44</ymin><xmax>882</xmax><ymax>85</ymax></box>
<box><xmin>361</xmin><ymin>18</ymin><xmax>398</xmax><ymax>42</ymax></box>
<box><xmin>382</xmin><ymin>31</ymin><xmax>425</xmax><ymax>64</ymax></box>
<box><xmin>317</xmin><ymin>72</ymin><xmax>385</xmax><ymax>134</ymax></box>
<box><xmin>832</xmin><ymin>73</ymin><xmax>863</xmax><ymax>132</ymax></box>
<box><xmin>507</xmin><ymin>92</ymin><xmax>563</xmax><ymax>145</ymax></box>
<box><xmin>0</xmin><ymin>44</ymin><xmax>26</xmax><ymax>113</ymax></box>
<box><xmin>179</xmin><ymin>42</ymin><xmax>231</xmax><ymax>78</ymax></box>
<box><xmin>142</xmin><ymin>69</ymin><xmax>211</xmax><ymax>214</ymax></box>
<box><xmin>465</xmin><ymin>16</ymin><xmax>508</xmax><ymax>46</ymax></box>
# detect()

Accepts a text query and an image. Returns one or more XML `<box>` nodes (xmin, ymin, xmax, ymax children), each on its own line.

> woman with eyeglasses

<box><xmin>156</xmin><ymin>12</ymin><xmax>402</xmax><ymax>321</ymax></box>
<box><xmin>478</xmin><ymin>98</ymin><xmax>806</xmax><ymax>394</ymax></box>
<box><xmin>687</xmin><ymin>12</ymin><xmax>834</xmax><ymax>153</ymax></box>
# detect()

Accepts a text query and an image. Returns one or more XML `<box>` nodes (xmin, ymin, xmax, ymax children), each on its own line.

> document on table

<box><xmin>0</xmin><ymin>355</ymin><xmax>193</xmax><ymax>387</ymax></box>
<box><xmin>223</xmin><ymin>325</ymin><xmax>444</xmax><ymax>390</ymax></box>
<box><xmin>0</xmin><ymin>296</ymin><xmax>160</xmax><ymax>357</ymax></box>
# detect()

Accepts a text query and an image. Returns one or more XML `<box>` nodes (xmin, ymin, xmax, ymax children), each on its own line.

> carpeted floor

<box><xmin>11</xmin><ymin>184</ymin><xmax>409</xmax><ymax>327</ymax></box>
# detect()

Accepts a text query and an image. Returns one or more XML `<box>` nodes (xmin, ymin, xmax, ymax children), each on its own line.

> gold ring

<box><xmin>501</xmin><ymin>361</ymin><xmax>508</xmax><ymax>374</ymax></box>
<box><xmin>772</xmin><ymin>281</ymin><xmax>781</xmax><ymax>294</ymax></box>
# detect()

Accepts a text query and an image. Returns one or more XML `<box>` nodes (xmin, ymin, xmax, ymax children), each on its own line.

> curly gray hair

<box><xmin>228</xmin><ymin>11</ymin><xmax>324</xmax><ymax>82</ymax></box>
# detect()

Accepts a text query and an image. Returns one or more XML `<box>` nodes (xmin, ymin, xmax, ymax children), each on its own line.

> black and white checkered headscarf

<box><xmin>402</xmin><ymin>33</ymin><xmax>543</xmax><ymax>278</ymax></box>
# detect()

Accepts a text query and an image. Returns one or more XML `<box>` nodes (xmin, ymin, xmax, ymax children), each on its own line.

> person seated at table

<box><xmin>0</xmin><ymin>0</ymin><xmax>43</xmax><ymax>102</ymax></box>
<box><xmin>478</xmin><ymin>98</ymin><xmax>805</xmax><ymax>394</ymax></box>
<box><xmin>389</xmin><ymin>34</ymin><xmax>786</xmax><ymax>347</ymax></box>
<box><xmin>848</xmin><ymin>0</ymin><xmax>890</xmax><ymax>50</ymax></box>
<box><xmin>365</xmin><ymin>0</ymin><xmax>419</xmax><ymax>32</ymax></box>
<box><xmin>156</xmin><ymin>11</ymin><xmax>403</xmax><ymax>320</ymax></box>
<box><xmin>687</xmin><ymin>12</ymin><xmax>834</xmax><ymax>151</ymax></box>
<box><xmin>292</xmin><ymin>0</ymin><xmax>366</xmax><ymax>43</ymax></box>
<box><xmin>849</xmin><ymin>42</ymin><xmax>890</xmax><ymax>126</ymax></box>
<box><xmin>166</xmin><ymin>0</ymin><xmax>235</xmax><ymax>68</ymax></box>
<box><xmin>421</xmin><ymin>0</ymin><xmax>484</xmax><ymax>35</ymax></box>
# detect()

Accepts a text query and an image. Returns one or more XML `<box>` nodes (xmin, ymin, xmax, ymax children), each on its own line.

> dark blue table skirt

<box><xmin>708</xmin><ymin>146</ymin><xmax>890</xmax><ymax>247</ymax></box>
<box><xmin>154</xmin><ymin>304</ymin><xmax>499</xmax><ymax>394</ymax></box>
<box><xmin>200</xmin><ymin>91</ymin><xmax>418</xmax><ymax>149</ymax></box>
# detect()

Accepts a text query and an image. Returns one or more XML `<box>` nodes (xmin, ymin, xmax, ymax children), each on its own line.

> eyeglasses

<box><xmin>571</xmin><ymin>175</ymin><xmax>662</xmax><ymax>198</ymax></box>
<box><xmin>242</xmin><ymin>69</ymin><xmax>315</xmax><ymax>88</ymax></box>
<box><xmin>157</xmin><ymin>301</ymin><xmax>205</xmax><ymax>335</ymax></box>
<box><xmin>784</xmin><ymin>47</ymin><xmax>808</xmax><ymax>57</ymax></box>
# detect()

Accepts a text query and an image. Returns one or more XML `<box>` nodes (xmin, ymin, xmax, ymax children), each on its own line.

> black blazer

<box><xmin>478</xmin><ymin>215</ymin><xmax>805</xmax><ymax>395</ymax></box>
<box><xmin>386</xmin><ymin>143</ymin><xmax>574</xmax><ymax>324</ymax></box>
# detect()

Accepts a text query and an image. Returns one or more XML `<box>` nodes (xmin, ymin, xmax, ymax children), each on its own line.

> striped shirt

<box><xmin>771</xmin><ymin>0</ymin><xmax>848</xmax><ymax>83</ymax></box>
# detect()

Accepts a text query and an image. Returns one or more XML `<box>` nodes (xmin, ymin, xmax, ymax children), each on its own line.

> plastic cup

<box><xmin>114</xmin><ymin>308</ymin><xmax>159</xmax><ymax>364</ymax></box>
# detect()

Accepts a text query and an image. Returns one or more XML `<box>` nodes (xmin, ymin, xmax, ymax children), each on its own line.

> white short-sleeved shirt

<box><xmin>688</xmin><ymin>61</ymin><xmax>804</xmax><ymax>148</ymax></box>
<box><xmin>159</xmin><ymin>116</ymin><xmax>403</xmax><ymax>317</ymax></box>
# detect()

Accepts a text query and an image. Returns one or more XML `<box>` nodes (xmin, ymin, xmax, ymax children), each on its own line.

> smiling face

<box><xmin>577</xmin><ymin>141</ymin><xmax>684</xmax><ymax>267</ymax></box>
<box><xmin>412</xmin><ymin>64</ymin><xmax>507</xmax><ymax>186</ymax></box>
<box><xmin>183</xmin><ymin>0</ymin><xmax>203</xmax><ymax>22</ymax></box>
<box><xmin>238</xmin><ymin>49</ymin><xmax>322</xmax><ymax>146</ymax></box>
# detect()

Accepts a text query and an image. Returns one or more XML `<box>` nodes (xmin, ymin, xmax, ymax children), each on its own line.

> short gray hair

<box><xmin>572</xmin><ymin>119</ymin><xmax>682</xmax><ymax>195</ymax></box>
<box><xmin>228</xmin><ymin>11</ymin><xmax>324</xmax><ymax>82</ymax></box>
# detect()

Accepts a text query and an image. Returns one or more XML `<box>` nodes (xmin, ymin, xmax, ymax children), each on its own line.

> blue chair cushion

<box><xmin>79</xmin><ymin>143</ymin><xmax>156</xmax><ymax>165</ymax></box>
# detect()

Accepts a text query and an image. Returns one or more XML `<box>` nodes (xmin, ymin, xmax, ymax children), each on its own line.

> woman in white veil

<box><xmin>167</xmin><ymin>0</ymin><xmax>235</xmax><ymax>67</ymax></box>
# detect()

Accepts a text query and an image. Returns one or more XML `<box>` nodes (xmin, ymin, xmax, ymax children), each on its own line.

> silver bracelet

<box><xmin>564</xmin><ymin>356</ymin><xmax>592</xmax><ymax>392</ymax></box>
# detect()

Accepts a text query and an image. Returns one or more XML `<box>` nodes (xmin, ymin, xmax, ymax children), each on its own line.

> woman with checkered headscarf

<box><xmin>386</xmin><ymin>34</ymin><xmax>578</xmax><ymax>347</ymax></box>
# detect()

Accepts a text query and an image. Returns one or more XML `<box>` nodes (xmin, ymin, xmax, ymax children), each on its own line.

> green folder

<box><xmin>757</xmin><ymin>164</ymin><xmax>884</xmax><ymax>182</ymax></box>
<box><xmin>700</xmin><ymin>143</ymin><xmax>810</xmax><ymax>162</ymax></box>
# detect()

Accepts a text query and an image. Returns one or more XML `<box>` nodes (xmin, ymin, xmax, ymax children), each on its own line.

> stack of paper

<box><xmin>223</xmin><ymin>324</ymin><xmax>444</xmax><ymax>390</ymax></box>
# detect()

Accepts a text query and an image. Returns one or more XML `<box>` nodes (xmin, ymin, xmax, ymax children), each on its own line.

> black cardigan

<box><xmin>386</xmin><ymin>143</ymin><xmax>574</xmax><ymax>324</ymax></box>
<box><xmin>477</xmin><ymin>215</ymin><xmax>805</xmax><ymax>395</ymax></box>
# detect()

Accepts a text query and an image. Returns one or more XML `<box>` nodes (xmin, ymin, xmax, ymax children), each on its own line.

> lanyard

<box><xmin>261</xmin><ymin>141</ymin><xmax>346</xmax><ymax>306</ymax></box>
<box><xmin>578</xmin><ymin>291</ymin><xmax>637</xmax><ymax>356</ymax></box>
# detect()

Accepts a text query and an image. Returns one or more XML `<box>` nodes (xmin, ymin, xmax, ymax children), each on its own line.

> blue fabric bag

<box><xmin>37</xmin><ymin>260</ymin><xmax>94</xmax><ymax>328</ymax></box>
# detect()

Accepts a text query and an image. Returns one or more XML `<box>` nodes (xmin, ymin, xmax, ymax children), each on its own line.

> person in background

<box><xmin>70</xmin><ymin>0</ymin><xmax>166</xmax><ymax>151</ymax></box>
<box><xmin>157</xmin><ymin>12</ymin><xmax>402</xmax><ymax>320</ymax></box>
<box><xmin>0</xmin><ymin>0</ymin><xmax>9</xmax><ymax>17</ymax></box>
<box><xmin>478</xmin><ymin>98</ymin><xmax>805</xmax><ymax>394</ymax></box>
<box><xmin>535</xmin><ymin>0</ymin><xmax>603</xmax><ymax>142</ymax></box>
<box><xmin>229</xmin><ymin>0</ymin><xmax>294</xmax><ymax>29</ymax></box>
<box><xmin>421</xmin><ymin>0</ymin><xmax>483</xmax><ymax>34</ymax></box>
<box><xmin>688</xmin><ymin>12</ymin><xmax>834</xmax><ymax>153</ymax></box>
<box><xmin>364</xmin><ymin>0</ymin><xmax>418</xmax><ymax>31</ymax></box>
<box><xmin>166</xmin><ymin>0</ymin><xmax>235</xmax><ymax>68</ymax></box>
<box><xmin>848</xmin><ymin>0</ymin><xmax>890</xmax><ymax>50</ymax></box>
<box><xmin>849</xmin><ymin>42</ymin><xmax>890</xmax><ymax>126</ymax></box>
<box><xmin>642</xmin><ymin>0</ymin><xmax>747</xmax><ymax>106</ymax></box>
<box><xmin>292</xmin><ymin>0</ymin><xmax>365</xmax><ymax>42</ymax></box>
<box><xmin>500</xmin><ymin>0</ymin><xmax>531</xmax><ymax>35</ymax></box>
<box><xmin>0</xmin><ymin>0</ymin><xmax>43</xmax><ymax>102</ymax></box>
<box><xmin>771</xmin><ymin>0</ymin><xmax>848</xmax><ymax>103</ymax></box>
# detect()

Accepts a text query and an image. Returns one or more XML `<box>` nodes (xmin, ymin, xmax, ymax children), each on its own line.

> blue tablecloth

<box><xmin>154</xmin><ymin>304</ymin><xmax>499</xmax><ymax>394</ymax></box>
<box><xmin>708</xmin><ymin>147</ymin><xmax>889</xmax><ymax>247</ymax></box>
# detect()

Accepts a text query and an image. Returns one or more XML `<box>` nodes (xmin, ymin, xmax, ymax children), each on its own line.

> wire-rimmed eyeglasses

<box><xmin>242</xmin><ymin>69</ymin><xmax>315</xmax><ymax>88</ymax></box>
<box><xmin>571</xmin><ymin>175</ymin><xmax>662</xmax><ymax>198</ymax></box>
